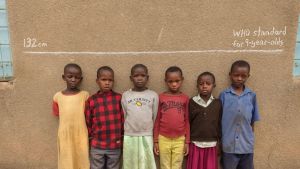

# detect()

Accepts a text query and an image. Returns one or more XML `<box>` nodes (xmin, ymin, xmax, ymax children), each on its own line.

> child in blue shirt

<box><xmin>219</xmin><ymin>60</ymin><xmax>260</xmax><ymax>169</ymax></box>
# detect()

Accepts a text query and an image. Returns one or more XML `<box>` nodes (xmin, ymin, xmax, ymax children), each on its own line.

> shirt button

<box><xmin>236</xmin><ymin>136</ymin><xmax>239</xmax><ymax>139</ymax></box>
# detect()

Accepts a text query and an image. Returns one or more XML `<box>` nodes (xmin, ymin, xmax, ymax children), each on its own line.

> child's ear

<box><xmin>181</xmin><ymin>76</ymin><xmax>184</xmax><ymax>81</ymax></box>
<box><xmin>62</xmin><ymin>74</ymin><xmax>65</xmax><ymax>80</ymax></box>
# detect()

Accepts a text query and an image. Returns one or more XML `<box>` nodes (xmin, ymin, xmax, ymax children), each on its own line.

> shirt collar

<box><xmin>196</xmin><ymin>94</ymin><xmax>214</xmax><ymax>102</ymax></box>
<box><xmin>97</xmin><ymin>90</ymin><xmax>113</xmax><ymax>96</ymax></box>
<box><xmin>226</xmin><ymin>86</ymin><xmax>252</xmax><ymax>96</ymax></box>
<box><xmin>193</xmin><ymin>94</ymin><xmax>214</xmax><ymax>107</ymax></box>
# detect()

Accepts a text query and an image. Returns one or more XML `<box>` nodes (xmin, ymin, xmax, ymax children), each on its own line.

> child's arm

<box><xmin>84</xmin><ymin>99</ymin><xmax>93</xmax><ymax>140</ymax></box>
<box><xmin>251</xmin><ymin>93</ymin><xmax>260</xmax><ymax>132</ymax></box>
<box><xmin>121</xmin><ymin>94</ymin><xmax>127</xmax><ymax>119</ymax></box>
<box><xmin>152</xmin><ymin>93</ymin><xmax>160</xmax><ymax>155</ymax></box>
<box><xmin>217</xmin><ymin>102</ymin><xmax>223</xmax><ymax>156</ymax></box>
<box><xmin>153</xmin><ymin>98</ymin><xmax>162</xmax><ymax>155</ymax></box>
<box><xmin>119</xmin><ymin>98</ymin><xmax>125</xmax><ymax>137</ymax></box>
<box><xmin>217</xmin><ymin>102</ymin><xmax>223</xmax><ymax>143</ymax></box>
<box><xmin>251</xmin><ymin>123</ymin><xmax>255</xmax><ymax>132</ymax></box>
<box><xmin>184</xmin><ymin>97</ymin><xmax>190</xmax><ymax>156</ymax></box>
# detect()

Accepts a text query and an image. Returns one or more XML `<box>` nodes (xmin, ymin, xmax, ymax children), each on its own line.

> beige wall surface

<box><xmin>1</xmin><ymin>0</ymin><xmax>300</xmax><ymax>168</ymax></box>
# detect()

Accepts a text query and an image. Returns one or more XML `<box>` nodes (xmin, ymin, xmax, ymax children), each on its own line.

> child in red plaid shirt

<box><xmin>85</xmin><ymin>66</ymin><xmax>124</xmax><ymax>169</ymax></box>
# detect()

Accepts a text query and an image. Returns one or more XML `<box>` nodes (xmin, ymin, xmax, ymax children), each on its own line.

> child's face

<box><xmin>198</xmin><ymin>75</ymin><xmax>215</xmax><ymax>97</ymax></box>
<box><xmin>165</xmin><ymin>72</ymin><xmax>183</xmax><ymax>93</ymax></box>
<box><xmin>62</xmin><ymin>67</ymin><xmax>82</xmax><ymax>90</ymax></box>
<box><xmin>96</xmin><ymin>70</ymin><xmax>114</xmax><ymax>92</ymax></box>
<box><xmin>229</xmin><ymin>66</ymin><xmax>250</xmax><ymax>88</ymax></box>
<box><xmin>130</xmin><ymin>67</ymin><xmax>149</xmax><ymax>90</ymax></box>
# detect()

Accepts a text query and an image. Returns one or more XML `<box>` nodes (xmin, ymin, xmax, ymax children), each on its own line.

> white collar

<box><xmin>193</xmin><ymin>94</ymin><xmax>214</xmax><ymax>107</ymax></box>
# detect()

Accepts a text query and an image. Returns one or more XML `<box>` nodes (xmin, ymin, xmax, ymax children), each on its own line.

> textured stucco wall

<box><xmin>0</xmin><ymin>0</ymin><xmax>300</xmax><ymax>168</ymax></box>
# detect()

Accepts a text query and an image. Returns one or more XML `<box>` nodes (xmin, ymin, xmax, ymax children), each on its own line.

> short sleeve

<box><xmin>83</xmin><ymin>91</ymin><xmax>90</xmax><ymax>101</ymax></box>
<box><xmin>219</xmin><ymin>92</ymin><xmax>225</xmax><ymax>106</ymax></box>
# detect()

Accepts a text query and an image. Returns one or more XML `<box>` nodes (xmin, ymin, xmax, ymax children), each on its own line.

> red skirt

<box><xmin>186</xmin><ymin>143</ymin><xmax>218</xmax><ymax>169</ymax></box>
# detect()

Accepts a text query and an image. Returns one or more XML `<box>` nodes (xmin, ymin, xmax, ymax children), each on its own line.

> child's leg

<box><xmin>123</xmin><ymin>136</ymin><xmax>156</xmax><ymax>169</ymax></box>
<box><xmin>106</xmin><ymin>149</ymin><xmax>121</xmax><ymax>169</ymax></box>
<box><xmin>236</xmin><ymin>153</ymin><xmax>253</xmax><ymax>169</ymax></box>
<box><xmin>158</xmin><ymin>135</ymin><xmax>172</xmax><ymax>169</ymax></box>
<box><xmin>123</xmin><ymin>136</ymin><xmax>139</xmax><ymax>169</ymax></box>
<box><xmin>90</xmin><ymin>147</ymin><xmax>106</xmax><ymax>169</ymax></box>
<box><xmin>204</xmin><ymin>147</ymin><xmax>218</xmax><ymax>169</ymax></box>
<box><xmin>140</xmin><ymin>136</ymin><xmax>157</xmax><ymax>169</ymax></box>
<box><xmin>222</xmin><ymin>153</ymin><xmax>240</xmax><ymax>169</ymax></box>
<box><xmin>170</xmin><ymin>136</ymin><xmax>185</xmax><ymax>169</ymax></box>
<box><xmin>186</xmin><ymin>143</ymin><xmax>197</xmax><ymax>169</ymax></box>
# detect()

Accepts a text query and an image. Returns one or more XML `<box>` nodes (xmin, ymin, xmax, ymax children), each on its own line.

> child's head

<box><xmin>62</xmin><ymin>63</ymin><xmax>83</xmax><ymax>90</ymax></box>
<box><xmin>130</xmin><ymin>64</ymin><xmax>149</xmax><ymax>91</ymax></box>
<box><xmin>229</xmin><ymin>60</ymin><xmax>250</xmax><ymax>88</ymax></box>
<box><xmin>197</xmin><ymin>72</ymin><xmax>215</xmax><ymax>97</ymax></box>
<box><xmin>96</xmin><ymin>66</ymin><xmax>114</xmax><ymax>92</ymax></box>
<box><xmin>165</xmin><ymin>66</ymin><xmax>184</xmax><ymax>94</ymax></box>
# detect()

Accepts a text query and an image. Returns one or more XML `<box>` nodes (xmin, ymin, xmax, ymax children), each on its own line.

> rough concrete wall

<box><xmin>0</xmin><ymin>0</ymin><xmax>300</xmax><ymax>168</ymax></box>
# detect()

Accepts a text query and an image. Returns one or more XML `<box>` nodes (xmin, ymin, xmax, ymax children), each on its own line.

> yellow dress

<box><xmin>53</xmin><ymin>91</ymin><xmax>90</xmax><ymax>169</ymax></box>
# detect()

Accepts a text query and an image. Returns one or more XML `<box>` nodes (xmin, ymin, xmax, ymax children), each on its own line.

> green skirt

<box><xmin>123</xmin><ymin>136</ymin><xmax>157</xmax><ymax>169</ymax></box>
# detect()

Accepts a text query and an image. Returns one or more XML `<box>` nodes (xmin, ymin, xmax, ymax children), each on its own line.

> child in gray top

<box><xmin>121</xmin><ymin>64</ymin><xmax>158</xmax><ymax>169</ymax></box>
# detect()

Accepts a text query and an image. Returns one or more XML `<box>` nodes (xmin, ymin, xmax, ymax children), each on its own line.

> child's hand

<box><xmin>154</xmin><ymin>142</ymin><xmax>160</xmax><ymax>155</ymax></box>
<box><xmin>184</xmin><ymin>143</ymin><xmax>189</xmax><ymax>156</ymax></box>
<box><xmin>217</xmin><ymin>142</ymin><xmax>222</xmax><ymax>156</ymax></box>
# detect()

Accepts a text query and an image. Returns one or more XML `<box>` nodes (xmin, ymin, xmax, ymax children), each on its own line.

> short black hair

<box><xmin>165</xmin><ymin>66</ymin><xmax>183</xmax><ymax>78</ymax></box>
<box><xmin>230</xmin><ymin>60</ymin><xmax>250</xmax><ymax>73</ymax></box>
<box><xmin>97</xmin><ymin>66</ymin><xmax>114</xmax><ymax>78</ymax></box>
<box><xmin>197</xmin><ymin>71</ymin><xmax>216</xmax><ymax>85</ymax></box>
<box><xmin>131</xmin><ymin>64</ymin><xmax>148</xmax><ymax>75</ymax></box>
<box><xmin>64</xmin><ymin>63</ymin><xmax>82</xmax><ymax>74</ymax></box>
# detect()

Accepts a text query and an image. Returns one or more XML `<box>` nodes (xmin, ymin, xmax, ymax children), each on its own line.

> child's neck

<box><xmin>98</xmin><ymin>89</ymin><xmax>112</xmax><ymax>94</ymax></box>
<box><xmin>165</xmin><ymin>90</ymin><xmax>182</xmax><ymax>95</ymax></box>
<box><xmin>63</xmin><ymin>88</ymin><xmax>80</xmax><ymax>95</ymax></box>
<box><xmin>132</xmin><ymin>87</ymin><xmax>147</xmax><ymax>92</ymax></box>
<box><xmin>232</xmin><ymin>85</ymin><xmax>245</xmax><ymax>96</ymax></box>
<box><xmin>200</xmin><ymin>94</ymin><xmax>211</xmax><ymax>103</ymax></box>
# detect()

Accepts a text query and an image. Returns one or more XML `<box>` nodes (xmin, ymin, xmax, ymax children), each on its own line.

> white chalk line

<box><xmin>23</xmin><ymin>49</ymin><xmax>284</xmax><ymax>55</ymax></box>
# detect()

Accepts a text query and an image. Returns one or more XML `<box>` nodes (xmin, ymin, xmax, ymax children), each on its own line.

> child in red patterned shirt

<box><xmin>85</xmin><ymin>66</ymin><xmax>123</xmax><ymax>169</ymax></box>
<box><xmin>153</xmin><ymin>66</ymin><xmax>190</xmax><ymax>169</ymax></box>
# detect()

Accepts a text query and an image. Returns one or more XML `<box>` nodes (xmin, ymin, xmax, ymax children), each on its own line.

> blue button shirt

<box><xmin>219</xmin><ymin>86</ymin><xmax>260</xmax><ymax>154</ymax></box>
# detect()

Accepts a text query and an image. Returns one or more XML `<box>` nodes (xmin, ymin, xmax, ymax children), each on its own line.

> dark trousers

<box><xmin>222</xmin><ymin>153</ymin><xmax>254</xmax><ymax>169</ymax></box>
<box><xmin>90</xmin><ymin>147</ymin><xmax>121</xmax><ymax>169</ymax></box>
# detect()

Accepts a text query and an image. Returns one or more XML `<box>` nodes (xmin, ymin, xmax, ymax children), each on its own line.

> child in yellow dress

<box><xmin>52</xmin><ymin>63</ymin><xmax>90</xmax><ymax>169</ymax></box>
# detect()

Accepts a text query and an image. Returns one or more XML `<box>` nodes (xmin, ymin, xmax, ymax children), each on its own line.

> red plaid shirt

<box><xmin>85</xmin><ymin>90</ymin><xmax>124</xmax><ymax>149</ymax></box>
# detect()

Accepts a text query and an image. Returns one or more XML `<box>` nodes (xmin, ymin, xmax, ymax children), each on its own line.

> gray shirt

<box><xmin>121</xmin><ymin>89</ymin><xmax>159</xmax><ymax>136</ymax></box>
